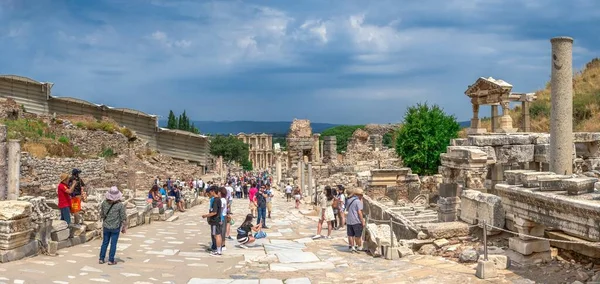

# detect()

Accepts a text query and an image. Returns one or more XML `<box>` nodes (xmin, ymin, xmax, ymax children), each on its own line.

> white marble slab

<box><xmin>187</xmin><ymin>279</ymin><xmax>233</xmax><ymax>284</ymax></box>
<box><xmin>277</xmin><ymin>228</ymin><xmax>293</xmax><ymax>233</ymax></box>
<box><xmin>270</xmin><ymin>262</ymin><xmax>335</xmax><ymax>272</ymax></box>
<box><xmin>145</xmin><ymin>249</ymin><xmax>179</xmax><ymax>256</ymax></box>
<box><xmin>178</xmin><ymin>252</ymin><xmax>204</xmax><ymax>258</ymax></box>
<box><xmin>275</xmin><ymin>251</ymin><xmax>319</xmax><ymax>263</ymax></box>
<box><xmin>263</xmin><ymin>243</ymin><xmax>306</xmax><ymax>253</ymax></box>
<box><xmin>284</xmin><ymin>278</ymin><xmax>312</xmax><ymax>284</ymax></box>
<box><xmin>259</xmin><ymin>280</ymin><xmax>284</xmax><ymax>284</ymax></box>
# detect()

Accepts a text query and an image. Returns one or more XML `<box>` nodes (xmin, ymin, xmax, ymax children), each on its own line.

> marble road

<box><xmin>0</xmin><ymin>191</ymin><xmax>531</xmax><ymax>284</ymax></box>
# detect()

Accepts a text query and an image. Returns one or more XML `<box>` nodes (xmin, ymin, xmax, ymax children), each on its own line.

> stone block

<box><xmin>47</xmin><ymin>240</ymin><xmax>58</xmax><ymax>255</ymax></box>
<box><xmin>0</xmin><ymin>217</ymin><xmax>32</xmax><ymax>234</ymax></box>
<box><xmin>166</xmin><ymin>215</ymin><xmax>179</xmax><ymax>222</ymax></box>
<box><xmin>85</xmin><ymin>230</ymin><xmax>98</xmax><ymax>242</ymax></box>
<box><xmin>69</xmin><ymin>224</ymin><xmax>87</xmax><ymax>238</ymax></box>
<box><xmin>459</xmin><ymin>190</ymin><xmax>504</xmax><ymax>232</ymax></box>
<box><xmin>537</xmin><ymin>175</ymin><xmax>572</xmax><ymax>191</ymax></box>
<box><xmin>160</xmin><ymin>210</ymin><xmax>174</xmax><ymax>221</ymax></box>
<box><xmin>478</xmin><ymin>255</ymin><xmax>509</xmax><ymax>270</ymax></box>
<box><xmin>398</xmin><ymin>246</ymin><xmax>414</xmax><ymax>257</ymax></box>
<box><xmin>51</xmin><ymin>228</ymin><xmax>70</xmax><ymax>242</ymax></box>
<box><xmin>51</xmin><ymin>220</ymin><xmax>68</xmax><ymax>232</ymax></box>
<box><xmin>508</xmin><ymin>237</ymin><xmax>550</xmax><ymax>255</ymax></box>
<box><xmin>433</xmin><ymin>238</ymin><xmax>449</xmax><ymax>248</ymax></box>
<box><xmin>563</xmin><ymin>177</ymin><xmax>598</xmax><ymax>195</ymax></box>
<box><xmin>495</xmin><ymin>145</ymin><xmax>535</xmax><ymax>164</ymax></box>
<box><xmin>0</xmin><ymin>239</ymin><xmax>39</xmax><ymax>263</ymax></box>
<box><xmin>534</xmin><ymin>144</ymin><xmax>550</xmax><ymax>163</ymax></box>
<box><xmin>421</xmin><ymin>222</ymin><xmax>469</xmax><ymax>239</ymax></box>
<box><xmin>547</xmin><ymin>231</ymin><xmax>600</xmax><ymax>258</ymax></box>
<box><xmin>520</xmin><ymin>171</ymin><xmax>555</xmax><ymax>188</ymax></box>
<box><xmin>504</xmin><ymin>170</ymin><xmax>535</xmax><ymax>185</ymax></box>
<box><xmin>0</xmin><ymin>201</ymin><xmax>32</xmax><ymax>221</ymax></box>
<box><xmin>438</xmin><ymin>183</ymin><xmax>458</xmax><ymax>197</ymax></box>
<box><xmin>0</xmin><ymin>229</ymin><xmax>33</xmax><ymax>250</ymax></box>
<box><xmin>83</xmin><ymin>220</ymin><xmax>101</xmax><ymax>231</ymax></box>
<box><xmin>505</xmin><ymin>249</ymin><xmax>551</xmax><ymax>266</ymax></box>
<box><xmin>475</xmin><ymin>259</ymin><xmax>498</xmax><ymax>279</ymax></box>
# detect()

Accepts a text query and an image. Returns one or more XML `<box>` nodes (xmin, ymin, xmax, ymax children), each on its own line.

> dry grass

<box><xmin>23</xmin><ymin>142</ymin><xmax>48</xmax><ymax>158</ymax></box>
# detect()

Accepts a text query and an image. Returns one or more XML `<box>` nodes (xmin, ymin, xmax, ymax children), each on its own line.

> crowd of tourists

<box><xmin>56</xmin><ymin>168</ymin><xmax>366</xmax><ymax>263</ymax></box>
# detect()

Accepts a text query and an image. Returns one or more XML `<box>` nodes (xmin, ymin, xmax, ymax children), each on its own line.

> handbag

<box><xmin>70</xmin><ymin>196</ymin><xmax>81</xmax><ymax>213</ymax></box>
<box><xmin>254</xmin><ymin>230</ymin><xmax>267</xmax><ymax>239</ymax></box>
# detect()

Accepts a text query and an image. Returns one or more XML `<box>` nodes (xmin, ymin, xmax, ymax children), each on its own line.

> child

<box><xmin>236</xmin><ymin>214</ymin><xmax>262</xmax><ymax>249</ymax></box>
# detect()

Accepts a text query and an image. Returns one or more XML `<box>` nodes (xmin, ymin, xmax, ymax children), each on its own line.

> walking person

<box><xmin>265</xmin><ymin>184</ymin><xmax>274</xmax><ymax>219</ymax></box>
<box><xmin>57</xmin><ymin>173</ymin><xmax>77</xmax><ymax>225</ymax></box>
<box><xmin>345</xmin><ymin>188</ymin><xmax>365</xmax><ymax>253</ymax></box>
<box><xmin>293</xmin><ymin>186</ymin><xmax>302</xmax><ymax>209</ymax></box>
<box><xmin>285</xmin><ymin>183</ymin><xmax>293</xmax><ymax>202</ymax></box>
<box><xmin>256</xmin><ymin>186</ymin><xmax>269</xmax><ymax>229</ymax></box>
<box><xmin>313</xmin><ymin>186</ymin><xmax>335</xmax><ymax>239</ymax></box>
<box><xmin>336</xmin><ymin>185</ymin><xmax>347</xmax><ymax>230</ymax></box>
<box><xmin>99</xmin><ymin>186</ymin><xmax>127</xmax><ymax>265</ymax></box>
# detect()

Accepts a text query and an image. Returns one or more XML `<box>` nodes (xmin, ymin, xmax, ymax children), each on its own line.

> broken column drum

<box><xmin>549</xmin><ymin>37</ymin><xmax>574</xmax><ymax>175</ymax></box>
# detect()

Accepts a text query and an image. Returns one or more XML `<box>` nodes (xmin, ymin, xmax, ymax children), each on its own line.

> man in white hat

<box><xmin>345</xmin><ymin>187</ymin><xmax>365</xmax><ymax>253</ymax></box>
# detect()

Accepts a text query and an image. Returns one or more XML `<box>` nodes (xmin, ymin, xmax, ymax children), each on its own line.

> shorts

<box><xmin>237</xmin><ymin>236</ymin><xmax>250</xmax><ymax>244</ymax></box>
<box><xmin>267</xmin><ymin>202</ymin><xmax>272</xmax><ymax>211</ymax></box>
<box><xmin>294</xmin><ymin>194</ymin><xmax>301</xmax><ymax>201</ymax></box>
<box><xmin>286</xmin><ymin>193</ymin><xmax>292</xmax><ymax>199</ymax></box>
<box><xmin>211</xmin><ymin>224</ymin><xmax>222</xmax><ymax>236</ymax></box>
<box><xmin>347</xmin><ymin>224</ymin><xmax>364</xmax><ymax>237</ymax></box>
<box><xmin>249</xmin><ymin>202</ymin><xmax>257</xmax><ymax>210</ymax></box>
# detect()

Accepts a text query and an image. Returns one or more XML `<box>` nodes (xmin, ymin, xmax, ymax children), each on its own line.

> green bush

<box><xmin>395</xmin><ymin>103</ymin><xmax>460</xmax><ymax>175</ymax></box>
<box><xmin>2</xmin><ymin>118</ymin><xmax>51</xmax><ymax>141</ymax></box>
<box><xmin>529</xmin><ymin>101</ymin><xmax>550</xmax><ymax>118</ymax></box>
<box><xmin>100</xmin><ymin>147</ymin><xmax>116</xmax><ymax>158</ymax></box>
<box><xmin>58</xmin><ymin>136</ymin><xmax>69</xmax><ymax>144</ymax></box>
<box><xmin>320</xmin><ymin>125</ymin><xmax>365</xmax><ymax>153</ymax></box>
<box><xmin>241</xmin><ymin>159</ymin><xmax>253</xmax><ymax>171</ymax></box>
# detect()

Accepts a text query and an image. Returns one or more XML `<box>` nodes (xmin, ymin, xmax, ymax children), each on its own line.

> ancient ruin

<box><xmin>236</xmin><ymin>133</ymin><xmax>274</xmax><ymax>170</ymax></box>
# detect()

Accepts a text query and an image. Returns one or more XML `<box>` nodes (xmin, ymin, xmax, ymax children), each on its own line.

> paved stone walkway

<box><xmin>0</xmin><ymin>191</ymin><xmax>531</xmax><ymax>283</ymax></box>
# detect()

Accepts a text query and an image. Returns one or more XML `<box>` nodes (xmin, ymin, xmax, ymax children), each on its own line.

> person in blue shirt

<box><xmin>159</xmin><ymin>184</ymin><xmax>167</xmax><ymax>203</ymax></box>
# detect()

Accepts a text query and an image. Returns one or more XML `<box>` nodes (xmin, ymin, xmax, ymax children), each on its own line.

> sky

<box><xmin>1</xmin><ymin>0</ymin><xmax>599</xmax><ymax>124</ymax></box>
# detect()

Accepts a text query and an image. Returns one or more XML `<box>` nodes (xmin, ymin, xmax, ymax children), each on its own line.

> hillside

<box><xmin>159</xmin><ymin>120</ymin><xmax>339</xmax><ymax>135</ymax></box>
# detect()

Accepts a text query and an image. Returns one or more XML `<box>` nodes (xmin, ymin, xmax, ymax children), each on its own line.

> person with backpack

<box><xmin>255</xmin><ymin>185</ymin><xmax>269</xmax><ymax>229</ymax></box>
<box><xmin>202</xmin><ymin>186</ymin><xmax>223</xmax><ymax>257</ymax></box>
<box><xmin>236</xmin><ymin>214</ymin><xmax>262</xmax><ymax>249</ymax></box>
<box><xmin>345</xmin><ymin>187</ymin><xmax>365</xmax><ymax>253</ymax></box>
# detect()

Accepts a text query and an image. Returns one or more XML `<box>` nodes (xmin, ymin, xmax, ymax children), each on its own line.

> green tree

<box><xmin>209</xmin><ymin>135</ymin><xmax>250</xmax><ymax>165</ymax></box>
<box><xmin>190</xmin><ymin>123</ymin><xmax>200</xmax><ymax>134</ymax></box>
<box><xmin>320</xmin><ymin>125</ymin><xmax>365</xmax><ymax>153</ymax></box>
<box><xmin>241</xmin><ymin>159</ymin><xmax>253</xmax><ymax>171</ymax></box>
<box><xmin>167</xmin><ymin>110</ymin><xmax>178</xmax><ymax>129</ymax></box>
<box><xmin>395</xmin><ymin>103</ymin><xmax>460</xmax><ymax>175</ymax></box>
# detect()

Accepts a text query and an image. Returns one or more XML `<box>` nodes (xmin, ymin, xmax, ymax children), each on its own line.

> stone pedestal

<box><xmin>437</xmin><ymin>183</ymin><xmax>459</xmax><ymax>222</ymax></box>
<box><xmin>475</xmin><ymin>259</ymin><xmax>498</xmax><ymax>279</ymax></box>
<box><xmin>507</xmin><ymin>216</ymin><xmax>551</xmax><ymax>266</ymax></box>
<box><xmin>307</xmin><ymin>162</ymin><xmax>313</xmax><ymax>201</ymax></box>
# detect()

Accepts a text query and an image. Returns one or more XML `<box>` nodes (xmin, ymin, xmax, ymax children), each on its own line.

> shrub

<box><xmin>395</xmin><ymin>103</ymin><xmax>460</xmax><ymax>175</ymax></box>
<box><xmin>99</xmin><ymin>147</ymin><xmax>116</xmax><ymax>158</ymax></box>
<box><xmin>241</xmin><ymin>159</ymin><xmax>253</xmax><ymax>171</ymax></box>
<box><xmin>529</xmin><ymin>101</ymin><xmax>550</xmax><ymax>119</ymax></box>
<box><xmin>75</xmin><ymin>122</ymin><xmax>85</xmax><ymax>128</ymax></box>
<box><xmin>2</xmin><ymin>118</ymin><xmax>50</xmax><ymax>141</ymax></box>
<box><xmin>120</xmin><ymin>127</ymin><xmax>134</xmax><ymax>138</ymax></box>
<box><xmin>58</xmin><ymin>136</ymin><xmax>69</xmax><ymax>144</ymax></box>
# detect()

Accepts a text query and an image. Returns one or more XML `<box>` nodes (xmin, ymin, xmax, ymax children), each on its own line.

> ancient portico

<box><xmin>465</xmin><ymin>77</ymin><xmax>536</xmax><ymax>134</ymax></box>
<box><xmin>236</xmin><ymin>133</ymin><xmax>274</xmax><ymax>170</ymax></box>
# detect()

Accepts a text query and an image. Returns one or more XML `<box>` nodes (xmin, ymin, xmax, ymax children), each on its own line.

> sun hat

<box><xmin>60</xmin><ymin>173</ymin><xmax>69</xmax><ymax>183</ymax></box>
<box><xmin>105</xmin><ymin>186</ymin><xmax>123</xmax><ymax>201</ymax></box>
<box><xmin>353</xmin><ymin>187</ymin><xmax>364</xmax><ymax>196</ymax></box>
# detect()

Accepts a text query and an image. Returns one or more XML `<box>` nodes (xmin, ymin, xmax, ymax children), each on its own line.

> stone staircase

<box><xmin>390</xmin><ymin>206</ymin><xmax>438</xmax><ymax>227</ymax></box>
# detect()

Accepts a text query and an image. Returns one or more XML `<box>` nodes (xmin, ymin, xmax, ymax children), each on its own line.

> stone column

<box><xmin>468</xmin><ymin>103</ymin><xmax>486</xmax><ymax>134</ymax></box>
<box><xmin>497</xmin><ymin>101</ymin><xmax>516</xmax><ymax>133</ymax></box>
<box><xmin>522</xmin><ymin>101</ymin><xmax>531</xmax><ymax>132</ymax></box>
<box><xmin>7</xmin><ymin>140</ymin><xmax>20</xmax><ymax>200</ymax></box>
<box><xmin>0</xmin><ymin>125</ymin><xmax>7</xmax><ymax>200</ymax></box>
<box><xmin>319</xmin><ymin>140</ymin><xmax>324</xmax><ymax>162</ymax></box>
<box><xmin>299</xmin><ymin>161</ymin><xmax>305</xmax><ymax>195</ymax></box>
<box><xmin>307</xmin><ymin>162</ymin><xmax>313</xmax><ymax>203</ymax></box>
<box><xmin>550</xmin><ymin>37</ymin><xmax>574</xmax><ymax>175</ymax></box>
<box><xmin>276</xmin><ymin>154</ymin><xmax>282</xmax><ymax>185</ymax></box>
<box><xmin>491</xmin><ymin>105</ymin><xmax>499</xmax><ymax>133</ymax></box>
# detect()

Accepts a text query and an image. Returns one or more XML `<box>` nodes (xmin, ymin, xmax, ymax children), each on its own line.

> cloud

<box><xmin>0</xmin><ymin>0</ymin><xmax>599</xmax><ymax>125</ymax></box>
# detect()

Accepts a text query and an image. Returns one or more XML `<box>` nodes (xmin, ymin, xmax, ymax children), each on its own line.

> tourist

<box><xmin>336</xmin><ymin>185</ymin><xmax>347</xmax><ymax>230</ymax></box>
<box><xmin>220</xmin><ymin>187</ymin><xmax>230</xmax><ymax>248</ymax></box>
<box><xmin>293</xmin><ymin>186</ymin><xmax>302</xmax><ymax>209</ymax></box>
<box><xmin>285</xmin><ymin>183</ymin><xmax>293</xmax><ymax>202</ymax></box>
<box><xmin>198</xmin><ymin>178</ymin><xmax>205</xmax><ymax>193</ymax></box>
<box><xmin>169</xmin><ymin>184</ymin><xmax>186</xmax><ymax>212</ymax></box>
<box><xmin>158</xmin><ymin>184</ymin><xmax>167</xmax><ymax>204</ymax></box>
<box><xmin>243</xmin><ymin>182</ymin><xmax>249</xmax><ymax>199</ymax></box>
<box><xmin>265</xmin><ymin>184</ymin><xmax>274</xmax><ymax>219</ymax></box>
<box><xmin>235</xmin><ymin>182</ymin><xmax>242</xmax><ymax>199</ymax></box>
<box><xmin>236</xmin><ymin>214</ymin><xmax>262</xmax><ymax>249</ymax></box>
<box><xmin>345</xmin><ymin>188</ymin><xmax>365</xmax><ymax>253</ymax></box>
<box><xmin>313</xmin><ymin>186</ymin><xmax>335</xmax><ymax>239</ymax></box>
<box><xmin>256</xmin><ymin>185</ymin><xmax>269</xmax><ymax>229</ymax></box>
<box><xmin>99</xmin><ymin>186</ymin><xmax>127</xmax><ymax>265</ymax></box>
<box><xmin>68</xmin><ymin>168</ymin><xmax>86</xmax><ymax>224</ymax></box>
<box><xmin>205</xmin><ymin>186</ymin><xmax>217</xmax><ymax>252</ymax></box>
<box><xmin>248</xmin><ymin>183</ymin><xmax>258</xmax><ymax>217</ymax></box>
<box><xmin>57</xmin><ymin>173</ymin><xmax>76</xmax><ymax>225</ymax></box>
<box><xmin>202</xmin><ymin>187</ymin><xmax>223</xmax><ymax>256</ymax></box>
<box><xmin>225</xmin><ymin>182</ymin><xmax>234</xmax><ymax>210</ymax></box>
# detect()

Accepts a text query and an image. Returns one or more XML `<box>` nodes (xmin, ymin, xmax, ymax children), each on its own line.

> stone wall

<box><xmin>20</xmin><ymin>153</ymin><xmax>111</xmax><ymax>197</ymax></box>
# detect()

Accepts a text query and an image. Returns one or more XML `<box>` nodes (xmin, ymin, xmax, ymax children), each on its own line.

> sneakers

<box><xmin>221</xmin><ymin>246</ymin><xmax>227</xmax><ymax>251</ymax></box>
<box><xmin>210</xmin><ymin>251</ymin><xmax>222</xmax><ymax>257</ymax></box>
<box><xmin>323</xmin><ymin>236</ymin><xmax>332</xmax><ymax>239</ymax></box>
<box><xmin>239</xmin><ymin>244</ymin><xmax>249</xmax><ymax>249</ymax></box>
<box><xmin>312</xmin><ymin>235</ymin><xmax>322</xmax><ymax>240</ymax></box>
<box><xmin>226</xmin><ymin>236</ymin><xmax>234</xmax><ymax>240</ymax></box>
<box><xmin>350</xmin><ymin>247</ymin><xmax>358</xmax><ymax>253</ymax></box>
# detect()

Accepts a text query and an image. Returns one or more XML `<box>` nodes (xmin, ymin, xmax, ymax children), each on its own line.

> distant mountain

<box><xmin>158</xmin><ymin>120</ymin><xmax>340</xmax><ymax>135</ymax></box>
<box><xmin>459</xmin><ymin>121</ymin><xmax>470</xmax><ymax>128</ymax></box>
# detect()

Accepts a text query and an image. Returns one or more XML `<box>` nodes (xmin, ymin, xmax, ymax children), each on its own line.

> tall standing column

<box><xmin>307</xmin><ymin>162</ymin><xmax>313</xmax><ymax>204</ymax></box>
<box><xmin>491</xmin><ymin>105</ymin><xmax>499</xmax><ymax>132</ymax></box>
<box><xmin>0</xmin><ymin>125</ymin><xmax>7</xmax><ymax>200</ymax></box>
<box><xmin>276</xmin><ymin>154</ymin><xmax>282</xmax><ymax>186</ymax></box>
<box><xmin>319</xmin><ymin>140</ymin><xmax>324</xmax><ymax>162</ymax></box>
<box><xmin>522</xmin><ymin>101</ymin><xmax>531</xmax><ymax>132</ymax></box>
<box><xmin>550</xmin><ymin>37</ymin><xmax>574</xmax><ymax>175</ymax></box>
<box><xmin>299</xmin><ymin>161</ymin><xmax>305</xmax><ymax>195</ymax></box>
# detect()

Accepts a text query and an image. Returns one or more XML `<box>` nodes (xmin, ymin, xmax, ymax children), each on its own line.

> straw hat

<box><xmin>354</xmin><ymin>187</ymin><xmax>364</xmax><ymax>196</ymax></box>
<box><xmin>105</xmin><ymin>186</ymin><xmax>123</xmax><ymax>201</ymax></box>
<box><xmin>60</xmin><ymin>173</ymin><xmax>69</xmax><ymax>183</ymax></box>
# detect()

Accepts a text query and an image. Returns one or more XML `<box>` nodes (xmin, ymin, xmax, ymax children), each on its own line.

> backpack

<box><xmin>332</xmin><ymin>197</ymin><xmax>339</xmax><ymax>208</ymax></box>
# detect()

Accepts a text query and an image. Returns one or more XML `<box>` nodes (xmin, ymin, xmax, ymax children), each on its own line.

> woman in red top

<box><xmin>57</xmin><ymin>173</ymin><xmax>77</xmax><ymax>225</ymax></box>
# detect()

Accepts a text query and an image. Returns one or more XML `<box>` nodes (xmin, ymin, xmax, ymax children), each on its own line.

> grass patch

<box><xmin>1</xmin><ymin>118</ymin><xmax>52</xmax><ymax>141</ymax></box>
<box><xmin>58</xmin><ymin>136</ymin><xmax>69</xmax><ymax>144</ymax></box>
<box><xmin>99</xmin><ymin>147</ymin><xmax>116</xmax><ymax>158</ymax></box>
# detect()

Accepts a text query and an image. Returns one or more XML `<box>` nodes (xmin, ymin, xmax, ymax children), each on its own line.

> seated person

<box><xmin>170</xmin><ymin>185</ymin><xmax>186</xmax><ymax>212</ymax></box>
<box><xmin>236</xmin><ymin>214</ymin><xmax>262</xmax><ymax>249</ymax></box>
<box><xmin>159</xmin><ymin>185</ymin><xmax>167</xmax><ymax>203</ymax></box>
